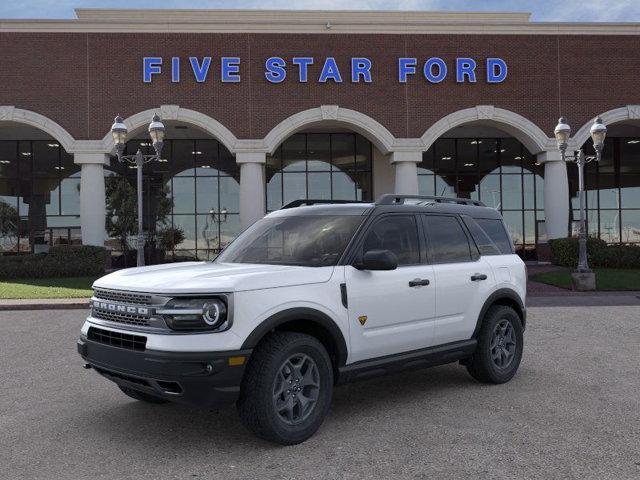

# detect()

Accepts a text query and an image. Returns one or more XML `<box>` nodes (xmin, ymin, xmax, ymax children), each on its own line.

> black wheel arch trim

<box><xmin>241</xmin><ymin>307</ymin><xmax>349</xmax><ymax>367</ymax></box>
<box><xmin>472</xmin><ymin>288</ymin><xmax>526</xmax><ymax>338</ymax></box>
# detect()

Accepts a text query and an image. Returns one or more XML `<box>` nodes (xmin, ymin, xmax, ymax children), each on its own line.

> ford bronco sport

<box><xmin>78</xmin><ymin>194</ymin><xmax>526</xmax><ymax>445</ymax></box>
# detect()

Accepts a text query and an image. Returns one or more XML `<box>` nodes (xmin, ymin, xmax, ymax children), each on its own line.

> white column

<box><xmin>75</xmin><ymin>153</ymin><xmax>109</xmax><ymax>246</ymax></box>
<box><xmin>237</xmin><ymin>152</ymin><xmax>266</xmax><ymax>230</ymax></box>
<box><xmin>538</xmin><ymin>151</ymin><xmax>569</xmax><ymax>240</ymax></box>
<box><xmin>391</xmin><ymin>151</ymin><xmax>422</xmax><ymax>195</ymax></box>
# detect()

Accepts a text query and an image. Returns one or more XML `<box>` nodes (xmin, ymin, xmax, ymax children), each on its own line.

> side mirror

<box><xmin>356</xmin><ymin>249</ymin><xmax>398</xmax><ymax>271</ymax></box>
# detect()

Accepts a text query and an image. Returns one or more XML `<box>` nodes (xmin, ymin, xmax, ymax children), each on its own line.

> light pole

<box><xmin>111</xmin><ymin>114</ymin><xmax>165</xmax><ymax>267</ymax></box>
<box><xmin>553</xmin><ymin>116</ymin><xmax>607</xmax><ymax>289</ymax></box>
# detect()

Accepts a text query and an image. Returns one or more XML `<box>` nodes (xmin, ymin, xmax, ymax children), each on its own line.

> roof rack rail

<box><xmin>280</xmin><ymin>199</ymin><xmax>367</xmax><ymax>209</ymax></box>
<box><xmin>375</xmin><ymin>194</ymin><xmax>485</xmax><ymax>207</ymax></box>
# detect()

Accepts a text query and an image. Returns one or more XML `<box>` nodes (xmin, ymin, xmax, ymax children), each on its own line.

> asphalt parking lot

<box><xmin>1</xmin><ymin>307</ymin><xmax>639</xmax><ymax>480</ymax></box>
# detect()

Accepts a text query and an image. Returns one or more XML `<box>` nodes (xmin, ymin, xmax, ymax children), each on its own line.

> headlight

<box><xmin>158</xmin><ymin>298</ymin><xmax>229</xmax><ymax>332</ymax></box>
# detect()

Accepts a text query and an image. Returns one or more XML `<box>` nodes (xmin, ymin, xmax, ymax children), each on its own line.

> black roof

<box><xmin>271</xmin><ymin>195</ymin><xmax>503</xmax><ymax>220</ymax></box>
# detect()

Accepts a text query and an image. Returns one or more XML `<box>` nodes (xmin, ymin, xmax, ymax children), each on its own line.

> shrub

<box><xmin>549</xmin><ymin>237</ymin><xmax>640</xmax><ymax>269</ymax></box>
<box><xmin>0</xmin><ymin>245</ymin><xmax>107</xmax><ymax>280</ymax></box>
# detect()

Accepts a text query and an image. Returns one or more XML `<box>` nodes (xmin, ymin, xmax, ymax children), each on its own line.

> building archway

<box><xmin>572</xmin><ymin>105</ymin><xmax>640</xmax><ymax>150</ymax></box>
<box><xmin>262</xmin><ymin>107</ymin><xmax>395</xmax><ymax>211</ymax></box>
<box><xmin>419</xmin><ymin>119</ymin><xmax>548</xmax><ymax>259</ymax></box>
<box><xmin>0</xmin><ymin>116</ymin><xmax>80</xmax><ymax>253</ymax></box>
<box><xmin>0</xmin><ymin>106</ymin><xmax>76</xmax><ymax>153</ymax></box>
<box><xmin>569</xmin><ymin>109</ymin><xmax>640</xmax><ymax>245</ymax></box>
<box><xmin>104</xmin><ymin>120</ymin><xmax>241</xmax><ymax>265</ymax></box>
<box><xmin>100</xmin><ymin>105</ymin><xmax>239</xmax><ymax>155</ymax></box>
<box><xmin>421</xmin><ymin>106</ymin><xmax>552</xmax><ymax>155</ymax></box>
<box><xmin>263</xmin><ymin>106</ymin><xmax>396</xmax><ymax>156</ymax></box>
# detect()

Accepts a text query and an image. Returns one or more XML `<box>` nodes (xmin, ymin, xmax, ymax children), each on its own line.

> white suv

<box><xmin>78</xmin><ymin>194</ymin><xmax>526</xmax><ymax>445</ymax></box>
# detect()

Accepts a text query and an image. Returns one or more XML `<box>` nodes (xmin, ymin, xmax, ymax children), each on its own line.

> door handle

<box><xmin>471</xmin><ymin>273</ymin><xmax>488</xmax><ymax>281</ymax></box>
<box><xmin>409</xmin><ymin>278</ymin><xmax>430</xmax><ymax>287</ymax></box>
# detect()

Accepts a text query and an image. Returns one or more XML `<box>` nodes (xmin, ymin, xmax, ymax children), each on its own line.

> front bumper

<box><xmin>77</xmin><ymin>336</ymin><xmax>251</xmax><ymax>408</ymax></box>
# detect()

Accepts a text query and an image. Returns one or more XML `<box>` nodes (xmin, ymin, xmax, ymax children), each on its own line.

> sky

<box><xmin>0</xmin><ymin>0</ymin><xmax>639</xmax><ymax>22</ymax></box>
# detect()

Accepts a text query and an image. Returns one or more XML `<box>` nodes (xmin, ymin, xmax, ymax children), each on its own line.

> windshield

<box><xmin>216</xmin><ymin>215</ymin><xmax>364</xmax><ymax>267</ymax></box>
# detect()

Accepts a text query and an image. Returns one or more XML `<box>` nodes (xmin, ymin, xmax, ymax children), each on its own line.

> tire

<box><xmin>237</xmin><ymin>331</ymin><xmax>334</xmax><ymax>445</ymax></box>
<box><xmin>466</xmin><ymin>305</ymin><xmax>524</xmax><ymax>384</ymax></box>
<box><xmin>118</xmin><ymin>385</ymin><xmax>169</xmax><ymax>404</ymax></box>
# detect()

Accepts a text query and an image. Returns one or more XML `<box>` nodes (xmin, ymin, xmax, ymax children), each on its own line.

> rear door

<box><xmin>422</xmin><ymin>214</ymin><xmax>494</xmax><ymax>345</ymax></box>
<box><xmin>345</xmin><ymin>214</ymin><xmax>436</xmax><ymax>363</ymax></box>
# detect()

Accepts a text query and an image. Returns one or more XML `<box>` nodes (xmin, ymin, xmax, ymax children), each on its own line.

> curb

<box><xmin>0</xmin><ymin>301</ymin><xmax>89</xmax><ymax>311</ymax></box>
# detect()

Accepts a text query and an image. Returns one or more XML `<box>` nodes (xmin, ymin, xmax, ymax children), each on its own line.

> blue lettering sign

<box><xmin>189</xmin><ymin>57</ymin><xmax>212</xmax><ymax>83</ymax></box>
<box><xmin>292</xmin><ymin>57</ymin><xmax>314</xmax><ymax>82</ymax></box>
<box><xmin>221</xmin><ymin>57</ymin><xmax>241</xmax><ymax>82</ymax></box>
<box><xmin>351</xmin><ymin>58</ymin><xmax>372</xmax><ymax>83</ymax></box>
<box><xmin>423</xmin><ymin>57</ymin><xmax>447</xmax><ymax>83</ymax></box>
<box><xmin>143</xmin><ymin>57</ymin><xmax>162</xmax><ymax>83</ymax></box>
<box><xmin>171</xmin><ymin>57</ymin><xmax>180</xmax><ymax>83</ymax></box>
<box><xmin>265</xmin><ymin>57</ymin><xmax>287</xmax><ymax>83</ymax></box>
<box><xmin>319</xmin><ymin>57</ymin><xmax>342</xmax><ymax>83</ymax></box>
<box><xmin>486</xmin><ymin>58</ymin><xmax>508</xmax><ymax>83</ymax></box>
<box><xmin>398</xmin><ymin>58</ymin><xmax>417</xmax><ymax>83</ymax></box>
<box><xmin>456</xmin><ymin>58</ymin><xmax>477</xmax><ymax>83</ymax></box>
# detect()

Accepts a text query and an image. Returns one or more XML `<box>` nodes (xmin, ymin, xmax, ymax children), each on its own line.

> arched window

<box><xmin>266</xmin><ymin>133</ymin><xmax>373</xmax><ymax>212</ymax></box>
<box><xmin>0</xmin><ymin>139</ymin><xmax>80</xmax><ymax>253</ymax></box>
<box><xmin>419</xmin><ymin>137</ymin><xmax>544</xmax><ymax>259</ymax></box>
<box><xmin>107</xmin><ymin>138</ymin><xmax>240</xmax><ymax>264</ymax></box>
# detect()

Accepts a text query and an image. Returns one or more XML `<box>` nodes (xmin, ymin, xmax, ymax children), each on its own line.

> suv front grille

<box><xmin>91</xmin><ymin>308</ymin><xmax>151</xmax><ymax>327</ymax></box>
<box><xmin>93</xmin><ymin>288</ymin><xmax>153</xmax><ymax>305</ymax></box>
<box><xmin>88</xmin><ymin>327</ymin><xmax>147</xmax><ymax>351</ymax></box>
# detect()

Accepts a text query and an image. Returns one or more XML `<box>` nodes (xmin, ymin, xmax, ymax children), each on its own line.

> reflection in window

<box><xmin>571</xmin><ymin>136</ymin><xmax>640</xmax><ymax>244</ymax></box>
<box><xmin>107</xmin><ymin>138</ymin><xmax>240</xmax><ymax>263</ymax></box>
<box><xmin>266</xmin><ymin>133</ymin><xmax>373</xmax><ymax>211</ymax></box>
<box><xmin>0</xmin><ymin>140</ymin><xmax>80</xmax><ymax>253</ymax></box>
<box><xmin>419</xmin><ymin>138</ymin><xmax>543</xmax><ymax>258</ymax></box>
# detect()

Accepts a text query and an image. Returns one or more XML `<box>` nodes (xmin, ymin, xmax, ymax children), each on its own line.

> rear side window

<box><xmin>462</xmin><ymin>216</ymin><xmax>501</xmax><ymax>256</ymax></box>
<box><xmin>474</xmin><ymin>218</ymin><xmax>514</xmax><ymax>254</ymax></box>
<box><xmin>361</xmin><ymin>215</ymin><xmax>420</xmax><ymax>265</ymax></box>
<box><xmin>422</xmin><ymin>215</ymin><xmax>472</xmax><ymax>264</ymax></box>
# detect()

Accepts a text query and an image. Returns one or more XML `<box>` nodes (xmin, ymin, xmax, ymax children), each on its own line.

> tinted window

<box><xmin>462</xmin><ymin>216</ymin><xmax>501</xmax><ymax>256</ymax></box>
<box><xmin>361</xmin><ymin>215</ymin><xmax>419</xmax><ymax>266</ymax></box>
<box><xmin>216</xmin><ymin>215</ymin><xmax>363</xmax><ymax>267</ymax></box>
<box><xmin>475</xmin><ymin>218</ymin><xmax>514</xmax><ymax>254</ymax></box>
<box><xmin>423</xmin><ymin>215</ymin><xmax>472</xmax><ymax>264</ymax></box>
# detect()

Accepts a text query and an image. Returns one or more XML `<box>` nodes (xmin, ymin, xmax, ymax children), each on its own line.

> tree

<box><xmin>105</xmin><ymin>176</ymin><xmax>173</xmax><ymax>257</ymax></box>
<box><xmin>0</xmin><ymin>200</ymin><xmax>19</xmax><ymax>252</ymax></box>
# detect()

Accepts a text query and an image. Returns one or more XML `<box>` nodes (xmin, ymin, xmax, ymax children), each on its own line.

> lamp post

<box><xmin>111</xmin><ymin>114</ymin><xmax>165</xmax><ymax>267</ymax></box>
<box><xmin>553</xmin><ymin>116</ymin><xmax>607</xmax><ymax>289</ymax></box>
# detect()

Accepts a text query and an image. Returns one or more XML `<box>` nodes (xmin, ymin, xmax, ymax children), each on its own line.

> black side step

<box><xmin>337</xmin><ymin>339</ymin><xmax>477</xmax><ymax>384</ymax></box>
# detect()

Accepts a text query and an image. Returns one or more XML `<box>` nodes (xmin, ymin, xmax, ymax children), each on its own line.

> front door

<box><xmin>345</xmin><ymin>214</ymin><xmax>436</xmax><ymax>363</ymax></box>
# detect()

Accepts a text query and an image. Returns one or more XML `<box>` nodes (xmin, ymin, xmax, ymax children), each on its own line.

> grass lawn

<box><xmin>530</xmin><ymin>268</ymin><xmax>640</xmax><ymax>291</ymax></box>
<box><xmin>0</xmin><ymin>276</ymin><xmax>97</xmax><ymax>299</ymax></box>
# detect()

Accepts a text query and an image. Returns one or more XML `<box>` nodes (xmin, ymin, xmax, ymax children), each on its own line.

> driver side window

<box><xmin>361</xmin><ymin>215</ymin><xmax>420</xmax><ymax>266</ymax></box>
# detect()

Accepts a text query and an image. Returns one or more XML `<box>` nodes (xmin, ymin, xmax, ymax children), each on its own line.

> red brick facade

<box><xmin>0</xmin><ymin>32</ymin><xmax>638</xmax><ymax>141</ymax></box>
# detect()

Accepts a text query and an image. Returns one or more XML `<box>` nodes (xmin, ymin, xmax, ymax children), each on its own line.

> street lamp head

<box><xmin>554</xmin><ymin>117</ymin><xmax>571</xmax><ymax>155</ymax></box>
<box><xmin>220</xmin><ymin>207</ymin><xmax>228</xmax><ymax>223</ymax></box>
<box><xmin>590</xmin><ymin>117</ymin><xmax>607</xmax><ymax>158</ymax></box>
<box><xmin>148</xmin><ymin>114</ymin><xmax>165</xmax><ymax>157</ymax></box>
<box><xmin>111</xmin><ymin>115</ymin><xmax>128</xmax><ymax>157</ymax></box>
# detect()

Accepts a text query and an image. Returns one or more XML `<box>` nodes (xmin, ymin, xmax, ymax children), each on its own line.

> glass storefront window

<box><xmin>571</xmin><ymin>136</ymin><xmax>640</xmax><ymax>244</ymax></box>
<box><xmin>106</xmin><ymin>138</ymin><xmax>239</xmax><ymax>263</ymax></box>
<box><xmin>0</xmin><ymin>139</ymin><xmax>81</xmax><ymax>253</ymax></box>
<box><xmin>419</xmin><ymin>137</ymin><xmax>543</xmax><ymax>258</ymax></box>
<box><xmin>266</xmin><ymin>133</ymin><xmax>373</xmax><ymax>211</ymax></box>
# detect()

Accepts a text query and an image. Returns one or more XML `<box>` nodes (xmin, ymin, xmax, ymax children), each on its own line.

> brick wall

<box><xmin>0</xmin><ymin>32</ymin><xmax>638</xmax><ymax>141</ymax></box>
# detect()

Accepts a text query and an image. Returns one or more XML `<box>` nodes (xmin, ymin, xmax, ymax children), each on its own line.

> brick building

<box><xmin>0</xmin><ymin>9</ymin><xmax>639</xmax><ymax>262</ymax></box>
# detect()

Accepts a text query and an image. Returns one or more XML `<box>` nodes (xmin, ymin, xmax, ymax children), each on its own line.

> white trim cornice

<box><xmin>0</xmin><ymin>9</ymin><xmax>638</xmax><ymax>35</ymax></box>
